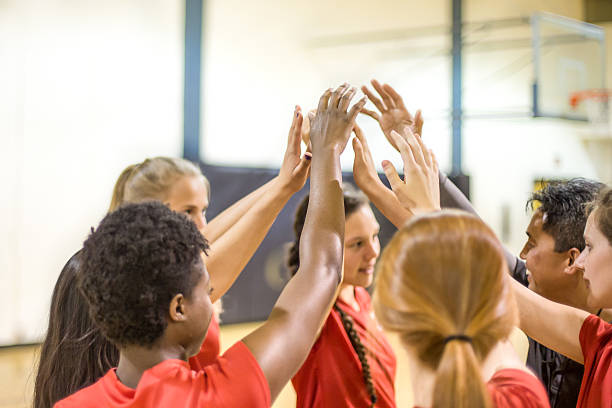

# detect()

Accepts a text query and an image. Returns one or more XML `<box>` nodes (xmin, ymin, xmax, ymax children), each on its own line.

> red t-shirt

<box><xmin>292</xmin><ymin>287</ymin><xmax>397</xmax><ymax>408</ymax></box>
<box><xmin>188</xmin><ymin>313</ymin><xmax>221</xmax><ymax>370</ymax></box>
<box><xmin>414</xmin><ymin>368</ymin><xmax>550</xmax><ymax>408</ymax></box>
<box><xmin>487</xmin><ymin>369</ymin><xmax>550</xmax><ymax>407</ymax></box>
<box><xmin>54</xmin><ymin>341</ymin><xmax>270</xmax><ymax>408</ymax></box>
<box><xmin>577</xmin><ymin>314</ymin><xmax>612</xmax><ymax>408</ymax></box>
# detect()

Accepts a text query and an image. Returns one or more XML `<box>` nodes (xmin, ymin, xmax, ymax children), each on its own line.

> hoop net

<box><xmin>569</xmin><ymin>89</ymin><xmax>612</xmax><ymax>136</ymax></box>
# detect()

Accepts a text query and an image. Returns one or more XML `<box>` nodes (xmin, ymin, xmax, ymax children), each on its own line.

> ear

<box><xmin>563</xmin><ymin>248</ymin><xmax>583</xmax><ymax>275</ymax></box>
<box><xmin>168</xmin><ymin>293</ymin><xmax>187</xmax><ymax>322</ymax></box>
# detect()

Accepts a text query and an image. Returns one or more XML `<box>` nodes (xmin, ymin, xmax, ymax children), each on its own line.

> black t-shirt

<box><xmin>512</xmin><ymin>259</ymin><xmax>583</xmax><ymax>408</ymax></box>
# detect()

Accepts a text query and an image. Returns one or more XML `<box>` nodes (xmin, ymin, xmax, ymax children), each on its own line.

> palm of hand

<box><xmin>379</xmin><ymin>109</ymin><xmax>415</xmax><ymax>150</ymax></box>
<box><xmin>379</xmin><ymin>109</ymin><xmax>412</xmax><ymax>134</ymax></box>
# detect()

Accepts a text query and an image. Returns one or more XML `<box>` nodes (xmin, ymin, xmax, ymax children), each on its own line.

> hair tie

<box><xmin>443</xmin><ymin>334</ymin><xmax>472</xmax><ymax>345</ymax></box>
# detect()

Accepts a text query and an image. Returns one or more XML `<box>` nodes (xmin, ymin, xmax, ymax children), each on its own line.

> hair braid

<box><xmin>334</xmin><ymin>304</ymin><xmax>377</xmax><ymax>407</ymax></box>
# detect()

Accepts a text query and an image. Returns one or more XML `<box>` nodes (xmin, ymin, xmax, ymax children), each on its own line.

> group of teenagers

<box><xmin>32</xmin><ymin>80</ymin><xmax>611</xmax><ymax>408</ymax></box>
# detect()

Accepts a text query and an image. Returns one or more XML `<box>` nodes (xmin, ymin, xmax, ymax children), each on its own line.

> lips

<box><xmin>358</xmin><ymin>266</ymin><xmax>375</xmax><ymax>275</ymax></box>
<box><xmin>584</xmin><ymin>278</ymin><xmax>591</xmax><ymax>289</ymax></box>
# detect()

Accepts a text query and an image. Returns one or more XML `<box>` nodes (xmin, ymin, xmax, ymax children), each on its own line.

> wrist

<box><xmin>271</xmin><ymin>176</ymin><xmax>295</xmax><ymax>200</ymax></box>
<box><xmin>311</xmin><ymin>142</ymin><xmax>343</xmax><ymax>157</ymax></box>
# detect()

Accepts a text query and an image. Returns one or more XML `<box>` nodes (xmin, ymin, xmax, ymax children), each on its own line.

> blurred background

<box><xmin>1</xmin><ymin>0</ymin><xmax>611</xmax><ymax>406</ymax></box>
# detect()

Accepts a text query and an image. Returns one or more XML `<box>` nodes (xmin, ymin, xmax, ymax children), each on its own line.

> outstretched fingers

<box><xmin>359</xmin><ymin>107</ymin><xmax>381</xmax><ymax>122</ymax></box>
<box><xmin>361</xmin><ymin>84</ymin><xmax>386</xmax><ymax>112</ymax></box>
<box><xmin>371</xmin><ymin>79</ymin><xmax>395</xmax><ymax>110</ymax></box>
<box><xmin>287</xmin><ymin>107</ymin><xmax>303</xmax><ymax>154</ymax></box>
<box><xmin>348</xmin><ymin>97</ymin><xmax>367</xmax><ymax>122</ymax></box>
<box><xmin>339</xmin><ymin>87</ymin><xmax>357</xmax><ymax>111</ymax></box>
<box><xmin>317</xmin><ymin>88</ymin><xmax>333</xmax><ymax>112</ymax></box>
<box><xmin>329</xmin><ymin>83</ymin><xmax>349</xmax><ymax>109</ymax></box>
<box><xmin>414</xmin><ymin>109</ymin><xmax>423</xmax><ymax>135</ymax></box>
<box><xmin>381</xmin><ymin>160</ymin><xmax>403</xmax><ymax>193</ymax></box>
<box><xmin>381</xmin><ymin>83</ymin><xmax>407</xmax><ymax>111</ymax></box>
<box><xmin>389</xmin><ymin>130</ymin><xmax>416</xmax><ymax>176</ymax></box>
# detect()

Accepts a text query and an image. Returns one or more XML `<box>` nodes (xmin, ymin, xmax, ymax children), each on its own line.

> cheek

<box><xmin>343</xmin><ymin>251</ymin><xmax>359</xmax><ymax>273</ymax></box>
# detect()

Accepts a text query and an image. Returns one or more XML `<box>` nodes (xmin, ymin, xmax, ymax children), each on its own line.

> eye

<box><xmin>348</xmin><ymin>240</ymin><xmax>363</xmax><ymax>249</ymax></box>
<box><xmin>208</xmin><ymin>287</ymin><xmax>214</xmax><ymax>295</ymax></box>
<box><xmin>184</xmin><ymin>209</ymin><xmax>193</xmax><ymax>215</ymax></box>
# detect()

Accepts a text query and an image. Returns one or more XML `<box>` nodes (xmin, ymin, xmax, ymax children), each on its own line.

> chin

<box><xmin>586</xmin><ymin>291</ymin><xmax>608</xmax><ymax>310</ymax></box>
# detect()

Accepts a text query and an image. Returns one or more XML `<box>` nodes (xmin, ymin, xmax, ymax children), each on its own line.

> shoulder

<box><xmin>53</xmin><ymin>371</ymin><xmax>112</xmax><ymax>408</ymax></box>
<box><xmin>202</xmin><ymin>341</ymin><xmax>271</xmax><ymax>406</ymax></box>
<box><xmin>580</xmin><ymin>315</ymin><xmax>612</xmax><ymax>367</ymax></box>
<box><xmin>487</xmin><ymin>368</ymin><xmax>549</xmax><ymax>408</ymax></box>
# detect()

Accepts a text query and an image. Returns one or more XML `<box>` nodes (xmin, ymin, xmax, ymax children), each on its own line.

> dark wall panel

<box><xmin>200</xmin><ymin>164</ymin><xmax>397</xmax><ymax>324</ymax></box>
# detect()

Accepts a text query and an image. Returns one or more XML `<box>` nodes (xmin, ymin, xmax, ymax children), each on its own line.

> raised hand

<box><xmin>352</xmin><ymin>125</ymin><xmax>382</xmax><ymax>193</ymax></box>
<box><xmin>361</xmin><ymin>79</ymin><xmax>423</xmax><ymax>151</ymax></box>
<box><xmin>381</xmin><ymin>127</ymin><xmax>440</xmax><ymax>214</ymax></box>
<box><xmin>310</xmin><ymin>84</ymin><xmax>366</xmax><ymax>154</ymax></box>
<box><xmin>277</xmin><ymin>106</ymin><xmax>312</xmax><ymax>194</ymax></box>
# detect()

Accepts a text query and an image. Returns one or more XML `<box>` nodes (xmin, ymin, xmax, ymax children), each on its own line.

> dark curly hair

<box><xmin>79</xmin><ymin>201</ymin><xmax>209</xmax><ymax>347</ymax></box>
<box><xmin>527</xmin><ymin>178</ymin><xmax>604</xmax><ymax>252</ymax></box>
<box><xmin>287</xmin><ymin>184</ymin><xmax>377</xmax><ymax>406</ymax></box>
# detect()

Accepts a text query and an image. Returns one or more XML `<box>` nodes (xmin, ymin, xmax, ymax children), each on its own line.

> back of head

<box><xmin>587</xmin><ymin>186</ymin><xmax>612</xmax><ymax>246</ymax></box>
<box><xmin>79</xmin><ymin>201</ymin><xmax>209</xmax><ymax>347</ymax></box>
<box><xmin>109</xmin><ymin>157</ymin><xmax>208</xmax><ymax>212</ymax></box>
<box><xmin>286</xmin><ymin>183</ymin><xmax>369</xmax><ymax>276</ymax></box>
<box><xmin>374</xmin><ymin>211</ymin><xmax>517</xmax><ymax>408</ymax></box>
<box><xmin>34</xmin><ymin>252</ymin><xmax>118</xmax><ymax>408</ymax></box>
<box><xmin>528</xmin><ymin>178</ymin><xmax>604</xmax><ymax>252</ymax></box>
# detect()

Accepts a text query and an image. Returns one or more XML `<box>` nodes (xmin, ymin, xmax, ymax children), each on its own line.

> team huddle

<box><xmin>33</xmin><ymin>82</ymin><xmax>612</xmax><ymax>408</ymax></box>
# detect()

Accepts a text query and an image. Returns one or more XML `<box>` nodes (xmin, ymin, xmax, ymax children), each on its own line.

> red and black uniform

<box><xmin>292</xmin><ymin>287</ymin><xmax>397</xmax><ymax>408</ymax></box>
<box><xmin>54</xmin><ymin>341</ymin><xmax>270</xmax><ymax>408</ymax></box>
<box><xmin>576</xmin><ymin>314</ymin><xmax>612</xmax><ymax>408</ymax></box>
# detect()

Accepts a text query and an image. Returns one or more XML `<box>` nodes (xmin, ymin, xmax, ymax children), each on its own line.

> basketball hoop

<box><xmin>569</xmin><ymin>89</ymin><xmax>612</xmax><ymax>137</ymax></box>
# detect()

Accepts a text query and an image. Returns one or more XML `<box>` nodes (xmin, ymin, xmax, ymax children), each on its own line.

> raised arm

<box><xmin>242</xmin><ymin>84</ymin><xmax>365</xmax><ymax>401</ymax></box>
<box><xmin>361</xmin><ymin>79</ymin><xmax>519</xmax><ymax>271</ymax></box>
<box><xmin>206</xmin><ymin>107</ymin><xmax>311</xmax><ymax>302</ymax></box>
<box><xmin>510</xmin><ymin>277</ymin><xmax>588</xmax><ymax>363</ymax></box>
<box><xmin>201</xmin><ymin>179</ymin><xmax>275</xmax><ymax>243</ymax></box>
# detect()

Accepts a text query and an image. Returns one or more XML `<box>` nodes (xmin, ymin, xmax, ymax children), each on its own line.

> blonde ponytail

<box><xmin>374</xmin><ymin>210</ymin><xmax>517</xmax><ymax>408</ymax></box>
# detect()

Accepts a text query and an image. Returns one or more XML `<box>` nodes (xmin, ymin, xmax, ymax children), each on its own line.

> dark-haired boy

<box><xmin>441</xmin><ymin>177</ymin><xmax>609</xmax><ymax>408</ymax></box>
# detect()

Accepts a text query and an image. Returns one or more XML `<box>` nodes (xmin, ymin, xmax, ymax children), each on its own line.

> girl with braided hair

<box><xmin>288</xmin><ymin>184</ymin><xmax>397</xmax><ymax>408</ymax></box>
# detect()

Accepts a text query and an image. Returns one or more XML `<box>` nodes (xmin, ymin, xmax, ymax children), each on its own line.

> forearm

<box><xmin>439</xmin><ymin>171</ymin><xmax>518</xmax><ymax>272</ymax></box>
<box><xmin>206</xmin><ymin>180</ymin><xmax>290</xmax><ymax>302</ymax></box>
<box><xmin>202</xmin><ymin>177</ymin><xmax>276</xmax><ymax>242</ymax></box>
<box><xmin>439</xmin><ymin>171</ymin><xmax>476</xmax><ymax>215</ymax></box>
<box><xmin>361</xmin><ymin>178</ymin><xmax>412</xmax><ymax>229</ymax></box>
<box><xmin>299</xmin><ymin>146</ymin><xmax>345</xmax><ymax>274</ymax></box>
<box><xmin>243</xmin><ymin>149</ymin><xmax>344</xmax><ymax>401</ymax></box>
<box><xmin>510</xmin><ymin>277</ymin><xmax>588</xmax><ymax>363</ymax></box>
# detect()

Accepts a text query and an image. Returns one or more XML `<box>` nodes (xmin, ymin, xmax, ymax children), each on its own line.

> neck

<box><xmin>338</xmin><ymin>284</ymin><xmax>359</xmax><ymax>311</ymax></box>
<box><xmin>116</xmin><ymin>341</ymin><xmax>188</xmax><ymax>389</ymax></box>
<box><xmin>551</xmin><ymin>276</ymin><xmax>597</xmax><ymax>314</ymax></box>
<box><xmin>406</xmin><ymin>350</ymin><xmax>435</xmax><ymax>407</ymax></box>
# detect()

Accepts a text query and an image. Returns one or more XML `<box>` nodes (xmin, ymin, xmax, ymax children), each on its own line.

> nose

<box><xmin>193</xmin><ymin>213</ymin><xmax>206</xmax><ymax>232</ymax></box>
<box><xmin>364</xmin><ymin>238</ymin><xmax>380</xmax><ymax>261</ymax></box>
<box><xmin>575</xmin><ymin>248</ymin><xmax>587</xmax><ymax>270</ymax></box>
<box><xmin>519</xmin><ymin>244</ymin><xmax>529</xmax><ymax>260</ymax></box>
